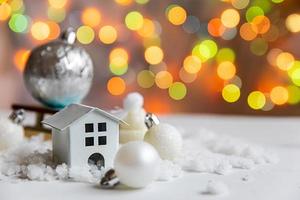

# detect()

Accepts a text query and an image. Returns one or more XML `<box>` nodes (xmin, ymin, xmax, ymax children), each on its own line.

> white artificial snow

<box><xmin>0</xmin><ymin>135</ymin><xmax>102</xmax><ymax>183</ymax></box>
<box><xmin>203</xmin><ymin>180</ymin><xmax>229</xmax><ymax>195</ymax></box>
<box><xmin>0</xmin><ymin>117</ymin><xmax>24</xmax><ymax>151</ymax></box>
<box><xmin>0</xmin><ymin>125</ymin><xmax>278</xmax><ymax>184</ymax></box>
<box><xmin>156</xmin><ymin>160</ymin><xmax>182</xmax><ymax>181</ymax></box>
<box><xmin>178</xmin><ymin>128</ymin><xmax>279</xmax><ymax>174</ymax></box>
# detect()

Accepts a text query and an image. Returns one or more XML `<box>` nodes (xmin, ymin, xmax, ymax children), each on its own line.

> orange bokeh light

<box><xmin>47</xmin><ymin>21</ymin><xmax>60</xmax><ymax>40</ymax></box>
<box><xmin>252</xmin><ymin>16</ymin><xmax>270</xmax><ymax>34</ymax></box>
<box><xmin>208</xmin><ymin>18</ymin><xmax>226</xmax><ymax>37</ymax></box>
<box><xmin>14</xmin><ymin>49</ymin><xmax>30</xmax><ymax>72</ymax></box>
<box><xmin>107</xmin><ymin>77</ymin><xmax>126</xmax><ymax>95</ymax></box>
<box><xmin>239</xmin><ymin>22</ymin><xmax>258</xmax><ymax>41</ymax></box>
<box><xmin>81</xmin><ymin>7</ymin><xmax>101</xmax><ymax>27</ymax></box>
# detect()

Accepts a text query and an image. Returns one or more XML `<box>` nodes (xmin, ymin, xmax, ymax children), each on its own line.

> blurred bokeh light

<box><xmin>0</xmin><ymin>0</ymin><xmax>300</xmax><ymax>115</ymax></box>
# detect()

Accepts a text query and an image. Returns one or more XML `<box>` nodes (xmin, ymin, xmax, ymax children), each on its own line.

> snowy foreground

<box><xmin>0</xmin><ymin>127</ymin><xmax>278</xmax><ymax>195</ymax></box>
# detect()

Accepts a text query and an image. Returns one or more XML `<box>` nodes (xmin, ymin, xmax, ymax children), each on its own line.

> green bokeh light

<box><xmin>287</xmin><ymin>85</ymin><xmax>300</xmax><ymax>105</ymax></box>
<box><xmin>246</xmin><ymin>6</ymin><xmax>264</xmax><ymax>22</ymax></box>
<box><xmin>169</xmin><ymin>82</ymin><xmax>187</xmax><ymax>100</ymax></box>
<box><xmin>125</xmin><ymin>11</ymin><xmax>143</xmax><ymax>31</ymax></box>
<box><xmin>250</xmin><ymin>38</ymin><xmax>268</xmax><ymax>56</ymax></box>
<box><xmin>109</xmin><ymin>62</ymin><xmax>128</xmax><ymax>76</ymax></box>
<box><xmin>192</xmin><ymin>39</ymin><xmax>218</xmax><ymax>62</ymax></box>
<box><xmin>251</xmin><ymin>0</ymin><xmax>272</xmax><ymax>13</ymax></box>
<box><xmin>216</xmin><ymin>48</ymin><xmax>236</xmax><ymax>63</ymax></box>
<box><xmin>8</xmin><ymin>14</ymin><xmax>28</xmax><ymax>33</ymax></box>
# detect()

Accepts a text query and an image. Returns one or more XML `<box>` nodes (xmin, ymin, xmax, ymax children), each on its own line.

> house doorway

<box><xmin>88</xmin><ymin>153</ymin><xmax>105</xmax><ymax>169</ymax></box>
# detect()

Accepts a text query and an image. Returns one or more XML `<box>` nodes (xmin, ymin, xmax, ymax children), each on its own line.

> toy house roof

<box><xmin>42</xmin><ymin>104</ymin><xmax>127</xmax><ymax>131</ymax></box>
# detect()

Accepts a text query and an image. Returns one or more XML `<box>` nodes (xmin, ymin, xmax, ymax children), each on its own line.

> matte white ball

<box><xmin>0</xmin><ymin>117</ymin><xmax>24</xmax><ymax>151</ymax></box>
<box><xmin>144</xmin><ymin>123</ymin><xmax>182</xmax><ymax>161</ymax></box>
<box><xmin>123</xmin><ymin>92</ymin><xmax>144</xmax><ymax>111</ymax></box>
<box><xmin>114</xmin><ymin>141</ymin><xmax>160</xmax><ymax>188</ymax></box>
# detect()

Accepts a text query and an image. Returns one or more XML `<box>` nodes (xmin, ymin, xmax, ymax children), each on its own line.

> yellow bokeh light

<box><xmin>81</xmin><ymin>7</ymin><xmax>101</xmax><ymax>27</ymax></box>
<box><xmin>110</xmin><ymin>48</ymin><xmax>129</xmax><ymax>62</ymax></box>
<box><xmin>270</xmin><ymin>86</ymin><xmax>288</xmax><ymax>105</ymax></box>
<box><xmin>76</xmin><ymin>26</ymin><xmax>95</xmax><ymax>44</ymax></box>
<box><xmin>0</xmin><ymin>3</ymin><xmax>11</xmax><ymax>21</ymax></box>
<box><xmin>125</xmin><ymin>11</ymin><xmax>144</xmax><ymax>31</ymax></box>
<box><xmin>276</xmin><ymin>52</ymin><xmax>294</xmax><ymax>71</ymax></box>
<box><xmin>247</xmin><ymin>91</ymin><xmax>266</xmax><ymax>110</ymax></box>
<box><xmin>13</xmin><ymin>49</ymin><xmax>30</xmax><ymax>72</ymax></box>
<box><xmin>47</xmin><ymin>7</ymin><xmax>66</xmax><ymax>23</ymax></box>
<box><xmin>217</xmin><ymin>61</ymin><xmax>236</xmax><ymax>80</ymax></box>
<box><xmin>138</xmin><ymin>18</ymin><xmax>156</xmax><ymax>38</ymax></box>
<box><xmin>145</xmin><ymin>46</ymin><xmax>164</xmax><ymax>65</ymax></box>
<box><xmin>167</xmin><ymin>5</ymin><xmax>187</xmax><ymax>26</ymax></box>
<box><xmin>10</xmin><ymin>0</ymin><xmax>23</xmax><ymax>12</ymax></box>
<box><xmin>221</xmin><ymin>9</ymin><xmax>240</xmax><ymax>28</ymax></box>
<box><xmin>222</xmin><ymin>84</ymin><xmax>240</xmax><ymax>103</ymax></box>
<box><xmin>183</xmin><ymin>55</ymin><xmax>202</xmax><ymax>74</ymax></box>
<box><xmin>31</xmin><ymin>21</ymin><xmax>50</xmax><ymax>41</ymax></box>
<box><xmin>99</xmin><ymin>26</ymin><xmax>117</xmax><ymax>44</ymax></box>
<box><xmin>169</xmin><ymin>82</ymin><xmax>187</xmax><ymax>100</ymax></box>
<box><xmin>114</xmin><ymin>0</ymin><xmax>133</xmax><ymax>6</ymax></box>
<box><xmin>155</xmin><ymin>71</ymin><xmax>173</xmax><ymax>89</ymax></box>
<box><xmin>137</xmin><ymin>70</ymin><xmax>155</xmax><ymax>88</ymax></box>
<box><xmin>107</xmin><ymin>77</ymin><xmax>126</xmax><ymax>96</ymax></box>
<box><xmin>48</xmin><ymin>0</ymin><xmax>67</xmax><ymax>9</ymax></box>
<box><xmin>286</xmin><ymin>14</ymin><xmax>300</xmax><ymax>33</ymax></box>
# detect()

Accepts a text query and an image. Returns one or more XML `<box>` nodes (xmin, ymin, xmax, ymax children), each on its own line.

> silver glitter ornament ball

<box><xmin>24</xmin><ymin>28</ymin><xmax>94</xmax><ymax>109</ymax></box>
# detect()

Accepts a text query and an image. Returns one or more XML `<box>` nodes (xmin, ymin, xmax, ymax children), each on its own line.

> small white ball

<box><xmin>144</xmin><ymin>123</ymin><xmax>182</xmax><ymax>161</ymax></box>
<box><xmin>114</xmin><ymin>141</ymin><xmax>160</xmax><ymax>188</ymax></box>
<box><xmin>0</xmin><ymin>117</ymin><xmax>24</xmax><ymax>151</ymax></box>
<box><xmin>123</xmin><ymin>92</ymin><xmax>144</xmax><ymax>111</ymax></box>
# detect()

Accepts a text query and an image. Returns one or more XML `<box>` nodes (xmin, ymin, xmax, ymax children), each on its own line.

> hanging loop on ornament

<box><xmin>100</xmin><ymin>169</ymin><xmax>120</xmax><ymax>189</ymax></box>
<box><xmin>145</xmin><ymin>113</ymin><xmax>160</xmax><ymax>129</ymax></box>
<box><xmin>9</xmin><ymin>109</ymin><xmax>25</xmax><ymax>125</ymax></box>
<box><xmin>61</xmin><ymin>28</ymin><xmax>76</xmax><ymax>44</ymax></box>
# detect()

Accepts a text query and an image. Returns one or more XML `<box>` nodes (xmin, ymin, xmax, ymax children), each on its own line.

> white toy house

<box><xmin>42</xmin><ymin>104</ymin><xmax>126</xmax><ymax>169</ymax></box>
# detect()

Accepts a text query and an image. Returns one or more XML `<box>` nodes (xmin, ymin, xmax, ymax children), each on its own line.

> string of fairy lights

<box><xmin>0</xmin><ymin>0</ymin><xmax>300</xmax><ymax>111</ymax></box>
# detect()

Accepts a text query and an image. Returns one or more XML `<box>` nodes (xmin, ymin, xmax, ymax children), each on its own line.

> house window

<box><xmin>98</xmin><ymin>122</ymin><xmax>107</xmax><ymax>132</ymax></box>
<box><xmin>85</xmin><ymin>123</ymin><xmax>94</xmax><ymax>133</ymax></box>
<box><xmin>85</xmin><ymin>137</ymin><xmax>94</xmax><ymax>146</ymax></box>
<box><xmin>98</xmin><ymin>136</ymin><xmax>107</xmax><ymax>145</ymax></box>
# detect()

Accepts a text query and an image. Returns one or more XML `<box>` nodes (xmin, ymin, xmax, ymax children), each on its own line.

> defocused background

<box><xmin>0</xmin><ymin>0</ymin><xmax>300</xmax><ymax>115</ymax></box>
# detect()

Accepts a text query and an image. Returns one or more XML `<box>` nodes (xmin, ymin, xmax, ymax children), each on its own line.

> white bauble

<box><xmin>144</xmin><ymin>123</ymin><xmax>182</xmax><ymax>161</ymax></box>
<box><xmin>0</xmin><ymin>117</ymin><xmax>24</xmax><ymax>151</ymax></box>
<box><xmin>114</xmin><ymin>141</ymin><xmax>160</xmax><ymax>188</ymax></box>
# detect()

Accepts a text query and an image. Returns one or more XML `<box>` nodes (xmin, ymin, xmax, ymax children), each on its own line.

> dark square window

<box><xmin>98</xmin><ymin>136</ymin><xmax>107</xmax><ymax>145</ymax></box>
<box><xmin>98</xmin><ymin>123</ymin><xmax>107</xmax><ymax>132</ymax></box>
<box><xmin>85</xmin><ymin>123</ymin><xmax>94</xmax><ymax>133</ymax></box>
<box><xmin>85</xmin><ymin>137</ymin><xmax>94</xmax><ymax>146</ymax></box>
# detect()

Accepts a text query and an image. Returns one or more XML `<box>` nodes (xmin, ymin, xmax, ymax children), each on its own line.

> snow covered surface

<box><xmin>1</xmin><ymin>114</ymin><xmax>300</xmax><ymax>200</ymax></box>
